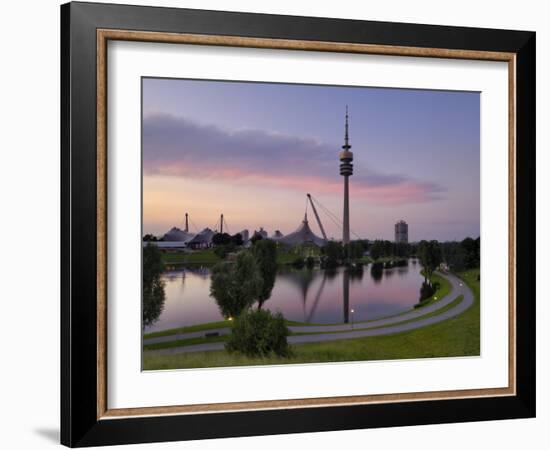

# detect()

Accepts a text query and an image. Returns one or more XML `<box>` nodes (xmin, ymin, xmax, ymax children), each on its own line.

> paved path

<box><xmin>145</xmin><ymin>272</ymin><xmax>474</xmax><ymax>355</ymax></box>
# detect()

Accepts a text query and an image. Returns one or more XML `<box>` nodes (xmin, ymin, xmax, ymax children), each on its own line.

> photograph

<box><xmin>141</xmin><ymin>78</ymin><xmax>481</xmax><ymax>370</ymax></box>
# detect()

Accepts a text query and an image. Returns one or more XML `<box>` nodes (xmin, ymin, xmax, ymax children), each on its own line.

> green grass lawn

<box><xmin>144</xmin><ymin>319</ymin><xmax>317</xmax><ymax>340</ymax></box>
<box><xmin>161</xmin><ymin>250</ymin><xmax>220</xmax><ymax>265</ymax></box>
<box><xmin>143</xmin><ymin>269</ymin><xmax>479</xmax><ymax>369</ymax></box>
<box><xmin>163</xmin><ymin>249</ymin><xmax>299</xmax><ymax>266</ymax></box>
<box><xmin>144</xmin><ymin>320</ymin><xmax>232</xmax><ymax>339</ymax></box>
<box><xmin>275</xmin><ymin>250</ymin><xmax>299</xmax><ymax>265</ymax></box>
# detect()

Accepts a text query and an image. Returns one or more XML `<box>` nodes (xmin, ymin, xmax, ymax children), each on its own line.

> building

<box><xmin>395</xmin><ymin>220</ymin><xmax>408</xmax><ymax>244</ymax></box>
<box><xmin>161</xmin><ymin>212</ymin><xmax>194</xmax><ymax>242</ymax></box>
<box><xmin>162</xmin><ymin>227</ymin><xmax>194</xmax><ymax>243</ymax></box>
<box><xmin>252</xmin><ymin>227</ymin><xmax>268</xmax><ymax>240</ymax></box>
<box><xmin>186</xmin><ymin>228</ymin><xmax>215</xmax><ymax>249</ymax></box>
<box><xmin>239</xmin><ymin>229</ymin><xmax>249</xmax><ymax>242</ymax></box>
<box><xmin>276</xmin><ymin>214</ymin><xmax>325</xmax><ymax>247</ymax></box>
<box><xmin>271</xmin><ymin>230</ymin><xmax>284</xmax><ymax>239</ymax></box>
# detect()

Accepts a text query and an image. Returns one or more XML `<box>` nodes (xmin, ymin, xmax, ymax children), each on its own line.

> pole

<box><xmin>220</xmin><ymin>214</ymin><xmax>224</xmax><ymax>234</ymax></box>
<box><xmin>185</xmin><ymin>213</ymin><xmax>188</xmax><ymax>232</ymax></box>
<box><xmin>307</xmin><ymin>194</ymin><xmax>328</xmax><ymax>240</ymax></box>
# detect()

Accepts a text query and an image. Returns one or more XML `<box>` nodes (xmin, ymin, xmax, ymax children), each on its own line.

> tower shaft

<box><xmin>343</xmin><ymin>176</ymin><xmax>350</xmax><ymax>244</ymax></box>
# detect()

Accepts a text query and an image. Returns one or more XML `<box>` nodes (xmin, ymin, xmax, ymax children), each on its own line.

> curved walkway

<box><xmin>145</xmin><ymin>272</ymin><xmax>474</xmax><ymax>355</ymax></box>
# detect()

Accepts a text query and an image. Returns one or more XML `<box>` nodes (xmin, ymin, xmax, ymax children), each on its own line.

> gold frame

<box><xmin>96</xmin><ymin>29</ymin><xmax>516</xmax><ymax>420</ymax></box>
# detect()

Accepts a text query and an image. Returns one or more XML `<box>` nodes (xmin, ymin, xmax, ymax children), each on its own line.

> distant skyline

<box><xmin>142</xmin><ymin>77</ymin><xmax>480</xmax><ymax>241</ymax></box>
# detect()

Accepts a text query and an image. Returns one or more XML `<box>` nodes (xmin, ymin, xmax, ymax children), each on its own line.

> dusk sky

<box><xmin>142</xmin><ymin>77</ymin><xmax>480</xmax><ymax>242</ymax></box>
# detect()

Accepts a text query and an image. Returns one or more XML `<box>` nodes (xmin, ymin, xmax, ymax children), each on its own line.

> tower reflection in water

<box><xmin>289</xmin><ymin>266</ymin><xmax>367</xmax><ymax>324</ymax></box>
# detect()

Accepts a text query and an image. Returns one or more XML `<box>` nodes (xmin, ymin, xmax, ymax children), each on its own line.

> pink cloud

<box><xmin>144</xmin><ymin>114</ymin><xmax>444</xmax><ymax>205</ymax></box>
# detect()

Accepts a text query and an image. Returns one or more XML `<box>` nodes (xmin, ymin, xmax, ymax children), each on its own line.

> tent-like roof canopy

<box><xmin>276</xmin><ymin>215</ymin><xmax>326</xmax><ymax>247</ymax></box>
<box><xmin>186</xmin><ymin>228</ymin><xmax>215</xmax><ymax>245</ymax></box>
<box><xmin>162</xmin><ymin>227</ymin><xmax>195</xmax><ymax>242</ymax></box>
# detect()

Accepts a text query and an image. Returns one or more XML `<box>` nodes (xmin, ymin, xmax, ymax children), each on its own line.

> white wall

<box><xmin>0</xmin><ymin>1</ymin><xmax>546</xmax><ymax>449</ymax></box>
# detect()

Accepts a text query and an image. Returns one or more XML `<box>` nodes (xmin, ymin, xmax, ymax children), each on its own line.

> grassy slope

<box><xmin>143</xmin><ymin>269</ymin><xmax>479</xmax><ymax>369</ymax></box>
<box><xmin>144</xmin><ymin>320</ymin><xmax>231</xmax><ymax>339</ymax></box>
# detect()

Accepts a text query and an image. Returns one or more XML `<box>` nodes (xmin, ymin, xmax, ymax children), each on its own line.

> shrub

<box><xmin>226</xmin><ymin>309</ymin><xmax>292</xmax><ymax>358</ymax></box>
<box><xmin>305</xmin><ymin>256</ymin><xmax>315</xmax><ymax>268</ymax></box>
<box><xmin>419</xmin><ymin>281</ymin><xmax>435</xmax><ymax>302</ymax></box>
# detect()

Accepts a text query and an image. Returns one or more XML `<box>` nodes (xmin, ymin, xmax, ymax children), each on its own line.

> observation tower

<box><xmin>339</xmin><ymin>106</ymin><xmax>354</xmax><ymax>244</ymax></box>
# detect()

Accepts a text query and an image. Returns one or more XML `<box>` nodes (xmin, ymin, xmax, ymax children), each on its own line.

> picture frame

<box><xmin>61</xmin><ymin>1</ymin><xmax>536</xmax><ymax>447</ymax></box>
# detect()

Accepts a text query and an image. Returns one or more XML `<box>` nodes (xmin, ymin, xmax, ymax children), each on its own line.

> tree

<box><xmin>212</xmin><ymin>232</ymin><xmax>232</xmax><ymax>246</ymax></box>
<box><xmin>417</xmin><ymin>240</ymin><xmax>442</xmax><ymax>284</ymax></box>
<box><xmin>142</xmin><ymin>243</ymin><xmax>165</xmax><ymax>327</ymax></box>
<box><xmin>143</xmin><ymin>243</ymin><xmax>164</xmax><ymax>290</ymax></box>
<box><xmin>231</xmin><ymin>233</ymin><xmax>244</xmax><ymax>246</ymax></box>
<box><xmin>322</xmin><ymin>241</ymin><xmax>343</xmax><ymax>268</ymax></box>
<box><xmin>394</xmin><ymin>242</ymin><xmax>410</xmax><ymax>257</ymax></box>
<box><xmin>382</xmin><ymin>240</ymin><xmax>393</xmax><ymax>257</ymax></box>
<box><xmin>441</xmin><ymin>241</ymin><xmax>466</xmax><ymax>272</ymax></box>
<box><xmin>210</xmin><ymin>252</ymin><xmax>261</xmax><ymax>318</ymax></box>
<box><xmin>251</xmin><ymin>239</ymin><xmax>278</xmax><ymax>308</ymax></box>
<box><xmin>418</xmin><ymin>281</ymin><xmax>435</xmax><ymax>302</ymax></box>
<box><xmin>345</xmin><ymin>240</ymin><xmax>365</xmax><ymax>260</ymax></box>
<box><xmin>250</xmin><ymin>233</ymin><xmax>263</xmax><ymax>244</ymax></box>
<box><xmin>226</xmin><ymin>309</ymin><xmax>291</xmax><ymax>357</ymax></box>
<box><xmin>369</xmin><ymin>240</ymin><xmax>384</xmax><ymax>261</ymax></box>
<box><xmin>142</xmin><ymin>234</ymin><xmax>158</xmax><ymax>242</ymax></box>
<box><xmin>461</xmin><ymin>237</ymin><xmax>480</xmax><ymax>269</ymax></box>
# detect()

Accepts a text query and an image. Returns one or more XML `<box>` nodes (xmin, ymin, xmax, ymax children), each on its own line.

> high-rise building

<box><xmin>340</xmin><ymin>106</ymin><xmax>354</xmax><ymax>244</ymax></box>
<box><xmin>395</xmin><ymin>220</ymin><xmax>408</xmax><ymax>243</ymax></box>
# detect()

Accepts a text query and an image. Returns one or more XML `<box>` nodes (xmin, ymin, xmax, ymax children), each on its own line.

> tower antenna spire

<box><xmin>343</xmin><ymin>105</ymin><xmax>351</xmax><ymax>150</ymax></box>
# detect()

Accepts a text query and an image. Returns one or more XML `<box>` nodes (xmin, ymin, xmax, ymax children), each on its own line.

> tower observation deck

<box><xmin>340</xmin><ymin>106</ymin><xmax>354</xmax><ymax>244</ymax></box>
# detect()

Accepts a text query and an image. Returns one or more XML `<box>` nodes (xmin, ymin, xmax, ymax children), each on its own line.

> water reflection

<box><xmin>343</xmin><ymin>269</ymin><xmax>350</xmax><ymax>323</ymax></box>
<box><xmin>348</xmin><ymin>265</ymin><xmax>365</xmax><ymax>283</ymax></box>
<box><xmin>370</xmin><ymin>263</ymin><xmax>383</xmax><ymax>283</ymax></box>
<box><xmin>144</xmin><ymin>261</ymin><xmax>425</xmax><ymax>333</ymax></box>
<box><xmin>142</xmin><ymin>279</ymin><xmax>166</xmax><ymax>328</ymax></box>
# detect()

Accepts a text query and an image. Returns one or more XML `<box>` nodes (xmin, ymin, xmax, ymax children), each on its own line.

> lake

<box><xmin>144</xmin><ymin>260</ymin><xmax>424</xmax><ymax>333</ymax></box>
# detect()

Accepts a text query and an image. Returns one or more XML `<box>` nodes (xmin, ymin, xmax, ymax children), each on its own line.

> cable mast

<box><xmin>307</xmin><ymin>193</ymin><xmax>328</xmax><ymax>240</ymax></box>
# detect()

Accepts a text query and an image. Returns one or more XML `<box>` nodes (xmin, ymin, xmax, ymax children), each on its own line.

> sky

<box><xmin>142</xmin><ymin>77</ymin><xmax>480</xmax><ymax>242</ymax></box>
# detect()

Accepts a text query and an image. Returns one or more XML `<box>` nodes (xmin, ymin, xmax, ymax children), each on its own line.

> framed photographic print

<box><xmin>61</xmin><ymin>1</ymin><xmax>536</xmax><ymax>447</ymax></box>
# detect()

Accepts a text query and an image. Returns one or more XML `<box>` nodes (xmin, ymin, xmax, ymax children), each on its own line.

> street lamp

<box><xmin>350</xmin><ymin>309</ymin><xmax>355</xmax><ymax>329</ymax></box>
